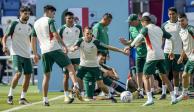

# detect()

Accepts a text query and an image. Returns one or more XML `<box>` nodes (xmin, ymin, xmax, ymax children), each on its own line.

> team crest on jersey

<box><xmin>18</xmin><ymin>28</ymin><xmax>21</xmax><ymax>30</ymax></box>
<box><xmin>75</xmin><ymin>30</ymin><xmax>78</xmax><ymax>33</ymax></box>
<box><xmin>66</xmin><ymin>32</ymin><xmax>68</xmax><ymax>34</ymax></box>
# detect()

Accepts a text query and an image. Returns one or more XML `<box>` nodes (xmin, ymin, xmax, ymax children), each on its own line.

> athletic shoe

<box><xmin>138</xmin><ymin>94</ymin><xmax>144</xmax><ymax>99</ymax></box>
<box><xmin>64</xmin><ymin>96</ymin><xmax>74</xmax><ymax>104</ymax></box>
<box><xmin>19</xmin><ymin>98</ymin><xmax>30</xmax><ymax>105</ymax></box>
<box><xmin>7</xmin><ymin>96</ymin><xmax>13</xmax><ymax>105</ymax></box>
<box><xmin>109</xmin><ymin>97</ymin><xmax>117</xmax><ymax>103</ymax></box>
<box><xmin>159</xmin><ymin>94</ymin><xmax>166</xmax><ymax>100</ymax></box>
<box><xmin>83</xmin><ymin>98</ymin><xmax>93</xmax><ymax>102</ymax></box>
<box><xmin>171</xmin><ymin>99</ymin><xmax>178</xmax><ymax>105</ymax></box>
<box><xmin>151</xmin><ymin>92</ymin><xmax>155</xmax><ymax>98</ymax></box>
<box><xmin>142</xmin><ymin>100</ymin><xmax>154</xmax><ymax>106</ymax></box>
<box><xmin>43</xmin><ymin>102</ymin><xmax>50</xmax><ymax>106</ymax></box>
<box><xmin>73</xmin><ymin>90</ymin><xmax>83</xmax><ymax>101</ymax></box>
<box><xmin>177</xmin><ymin>94</ymin><xmax>189</xmax><ymax>101</ymax></box>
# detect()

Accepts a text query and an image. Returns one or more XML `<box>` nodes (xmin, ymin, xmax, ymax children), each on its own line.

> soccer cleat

<box><xmin>19</xmin><ymin>98</ymin><xmax>30</xmax><ymax>105</ymax></box>
<box><xmin>43</xmin><ymin>102</ymin><xmax>50</xmax><ymax>106</ymax></box>
<box><xmin>142</xmin><ymin>100</ymin><xmax>154</xmax><ymax>106</ymax></box>
<box><xmin>73</xmin><ymin>90</ymin><xmax>84</xmax><ymax>101</ymax></box>
<box><xmin>64</xmin><ymin>96</ymin><xmax>74</xmax><ymax>104</ymax></box>
<box><xmin>83</xmin><ymin>98</ymin><xmax>93</xmax><ymax>102</ymax></box>
<box><xmin>138</xmin><ymin>94</ymin><xmax>144</xmax><ymax>99</ymax></box>
<box><xmin>7</xmin><ymin>96</ymin><xmax>13</xmax><ymax>105</ymax></box>
<box><xmin>109</xmin><ymin>97</ymin><xmax>117</xmax><ymax>103</ymax></box>
<box><xmin>159</xmin><ymin>94</ymin><xmax>166</xmax><ymax>100</ymax></box>
<box><xmin>175</xmin><ymin>94</ymin><xmax>179</xmax><ymax>98</ymax></box>
<box><xmin>177</xmin><ymin>94</ymin><xmax>189</xmax><ymax>101</ymax></box>
<box><xmin>151</xmin><ymin>92</ymin><xmax>155</xmax><ymax>98</ymax></box>
<box><xmin>171</xmin><ymin>99</ymin><xmax>178</xmax><ymax>105</ymax></box>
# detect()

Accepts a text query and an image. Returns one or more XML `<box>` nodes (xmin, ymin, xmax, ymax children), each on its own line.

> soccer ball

<box><xmin>120</xmin><ymin>91</ymin><xmax>133</xmax><ymax>103</ymax></box>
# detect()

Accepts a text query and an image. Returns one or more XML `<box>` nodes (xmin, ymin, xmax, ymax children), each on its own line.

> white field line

<box><xmin>2</xmin><ymin>95</ymin><xmax>64</xmax><ymax>112</ymax></box>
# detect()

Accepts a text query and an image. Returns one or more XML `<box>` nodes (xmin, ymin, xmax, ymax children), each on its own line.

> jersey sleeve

<box><xmin>140</xmin><ymin>27</ymin><xmax>148</xmax><ymax>37</ymax></box>
<box><xmin>58</xmin><ymin>26</ymin><xmax>65</xmax><ymax>39</ymax></box>
<box><xmin>5</xmin><ymin>21</ymin><xmax>18</xmax><ymax>36</ymax></box>
<box><xmin>31</xmin><ymin>27</ymin><xmax>37</xmax><ymax>37</ymax></box>
<box><xmin>76</xmin><ymin>25</ymin><xmax>83</xmax><ymax>38</ymax></box>
<box><xmin>161</xmin><ymin>22</ymin><xmax>171</xmax><ymax>39</ymax></box>
<box><xmin>74</xmin><ymin>38</ymin><xmax>83</xmax><ymax>47</ymax></box>
<box><xmin>48</xmin><ymin>18</ymin><xmax>57</xmax><ymax>33</ymax></box>
<box><xmin>93</xmin><ymin>39</ymin><xmax>107</xmax><ymax>50</ymax></box>
<box><xmin>92</xmin><ymin>26</ymin><xmax>99</xmax><ymax>39</ymax></box>
<box><xmin>188</xmin><ymin>25</ymin><xmax>194</xmax><ymax>37</ymax></box>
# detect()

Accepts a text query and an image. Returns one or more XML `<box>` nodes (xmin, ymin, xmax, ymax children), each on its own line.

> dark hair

<box><xmin>20</xmin><ymin>6</ymin><xmax>31</xmax><ymax>12</ymax></box>
<box><xmin>97</xmin><ymin>52</ymin><xmax>107</xmax><ymax>57</ymax></box>
<box><xmin>178</xmin><ymin>13</ymin><xmax>187</xmax><ymax>19</ymax></box>
<box><xmin>141</xmin><ymin>16</ymin><xmax>151</xmax><ymax>22</ymax></box>
<box><xmin>168</xmin><ymin>7</ymin><xmax>177</xmax><ymax>13</ymax></box>
<box><xmin>44</xmin><ymin>5</ymin><xmax>56</xmax><ymax>12</ymax></box>
<box><xmin>65</xmin><ymin>11</ymin><xmax>74</xmax><ymax>17</ymax></box>
<box><xmin>103</xmin><ymin>13</ymin><xmax>113</xmax><ymax>19</ymax></box>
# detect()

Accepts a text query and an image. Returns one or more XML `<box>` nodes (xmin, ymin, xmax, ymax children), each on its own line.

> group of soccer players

<box><xmin>1</xmin><ymin>4</ymin><xmax>194</xmax><ymax>107</ymax></box>
<box><xmin>122</xmin><ymin>7</ymin><xmax>194</xmax><ymax>106</ymax></box>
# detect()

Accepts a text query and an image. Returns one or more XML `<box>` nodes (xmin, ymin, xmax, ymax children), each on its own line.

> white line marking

<box><xmin>2</xmin><ymin>95</ymin><xmax>64</xmax><ymax>112</ymax></box>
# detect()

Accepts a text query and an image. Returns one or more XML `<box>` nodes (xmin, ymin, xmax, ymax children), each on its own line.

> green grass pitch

<box><xmin>0</xmin><ymin>85</ymin><xmax>194</xmax><ymax>112</ymax></box>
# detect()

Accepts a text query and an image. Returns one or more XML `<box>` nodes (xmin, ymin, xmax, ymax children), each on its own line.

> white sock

<box><xmin>64</xmin><ymin>91</ymin><xmax>69</xmax><ymax>97</ymax></box>
<box><xmin>147</xmin><ymin>92</ymin><xmax>153</xmax><ymax>102</ymax></box>
<box><xmin>21</xmin><ymin>91</ymin><xmax>26</xmax><ymax>99</ymax></box>
<box><xmin>108</xmin><ymin>87</ymin><xmax>114</xmax><ymax>93</ymax></box>
<box><xmin>81</xmin><ymin>91</ymin><xmax>85</xmax><ymax>97</ymax></box>
<box><xmin>170</xmin><ymin>91</ymin><xmax>176</xmax><ymax>101</ymax></box>
<box><xmin>108</xmin><ymin>87</ymin><xmax>114</xmax><ymax>98</ymax></box>
<box><xmin>151</xmin><ymin>88</ymin><xmax>154</xmax><ymax>93</ymax></box>
<box><xmin>162</xmin><ymin>85</ymin><xmax>167</xmax><ymax>95</ymax></box>
<box><xmin>43</xmin><ymin>97</ymin><xmax>48</xmax><ymax>103</ymax></box>
<box><xmin>182</xmin><ymin>88</ymin><xmax>188</xmax><ymax>96</ymax></box>
<box><xmin>174</xmin><ymin>87</ymin><xmax>179</xmax><ymax>95</ymax></box>
<box><xmin>8</xmin><ymin>88</ymin><xmax>14</xmax><ymax>96</ymax></box>
<box><xmin>139</xmin><ymin>88</ymin><xmax>144</xmax><ymax>96</ymax></box>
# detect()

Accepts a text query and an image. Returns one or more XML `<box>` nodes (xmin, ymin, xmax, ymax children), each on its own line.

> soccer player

<box><xmin>2</xmin><ymin>6</ymin><xmax>33</xmax><ymax>105</ymax></box>
<box><xmin>58</xmin><ymin>11</ymin><xmax>83</xmax><ymax>103</ymax></box>
<box><xmin>97</xmin><ymin>52</ymin><xmax>126</xmax><ymax>95</ymax></box>
<box><xmin>160</xmin><ymin>7</ymin><xmax>183</xmax><ymax>99</ymax></box>
<box><xmin>31</xmin><ymin>5</ymin><xmax>79</xmax><ymax>106</ymax></box>
<box><xmin>124</xmin><ymin>16</ymin><xmax>177</xmax><ymax>106</ymax></box>
<box><xmin>70</xmin><ymin>27</ymin><xmax>127</xmax><ymax>101</ymax></box>
<box><xmin>120</xmin><ymin>14</ymin><xmax>148</xmax><ymax>98</ymax></box>
<box><xmin>92</xmin><ymin>13</ymin><xmax>112</xmax><ymax>58</ymax></box>
<box><xmin>177</xmin><ymin>13</ymin><xmax>194</xmax><ymax>101</ymax></box>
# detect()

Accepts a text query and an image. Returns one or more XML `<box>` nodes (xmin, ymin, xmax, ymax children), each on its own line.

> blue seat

<box><xmin>3</xmin><ymin>0</ymin><xmax>20</xmax><ymax>10</ymax></box>
<box><xmin>3</xmin><ymin>10</ymin><xmax>19</xmax><ymax>16</ymax></box>
<box><xmin>186</xmin><ymin>0</ymin><xmax>194</xmax><ymax>6</ymax></box>
<box><xmin>186</xmin><ymin>6</ymin><xmax>194</xmax><ymax>12</ymax></box>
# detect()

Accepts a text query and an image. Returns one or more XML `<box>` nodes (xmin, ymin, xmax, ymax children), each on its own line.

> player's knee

<box><xmin>15</xmin><ymin>72</ymin><xmax>21</xmax><ymax>80</ymax></box>
<box><xmin>182</xmin><ymin>72</ymin><xmax>189</xmax><ymax>79</ymax></box>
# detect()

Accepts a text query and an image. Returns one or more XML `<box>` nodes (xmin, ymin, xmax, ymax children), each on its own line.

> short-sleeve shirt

<box><xmin>75</xmin><ymin>37</ymin><xmax>106</xmax><ymax>67</ymax></box>
<box><xmin>129</xmin><ymin>23</ymin><xmax>147</xmax><ymax>58</ymax></box>
<box><xmin>58</xmin><ymin>24</ymin><xmax>82</xmax><ymax>59</ymax></box>
<box><xmin>162</xmin><ymin>21</ymin><xmax>182</xmax><ymax>54</ymax></box>
<box><xmin>32</xmin><ymin>17</ymin><xmax>61</xmax><ymax>54</ymax></box>
<box><xmin>136</xmin><ymin>24</ymin><xmax>171</xmax><ymax>62</ymax></box>
<box><xmin>5</xmin><ymin>20</ymin><xmax>33</xmax><ymax>58</ymax></box>
<box><xmin>92</xmin><ymin>22</ymin><xmax>109</xmax><ymax>54</ymax></box>
<box><xmin>179</xmin><ymin>25</ymin><xmax>194</xmax><ymax>61</ymax></box>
